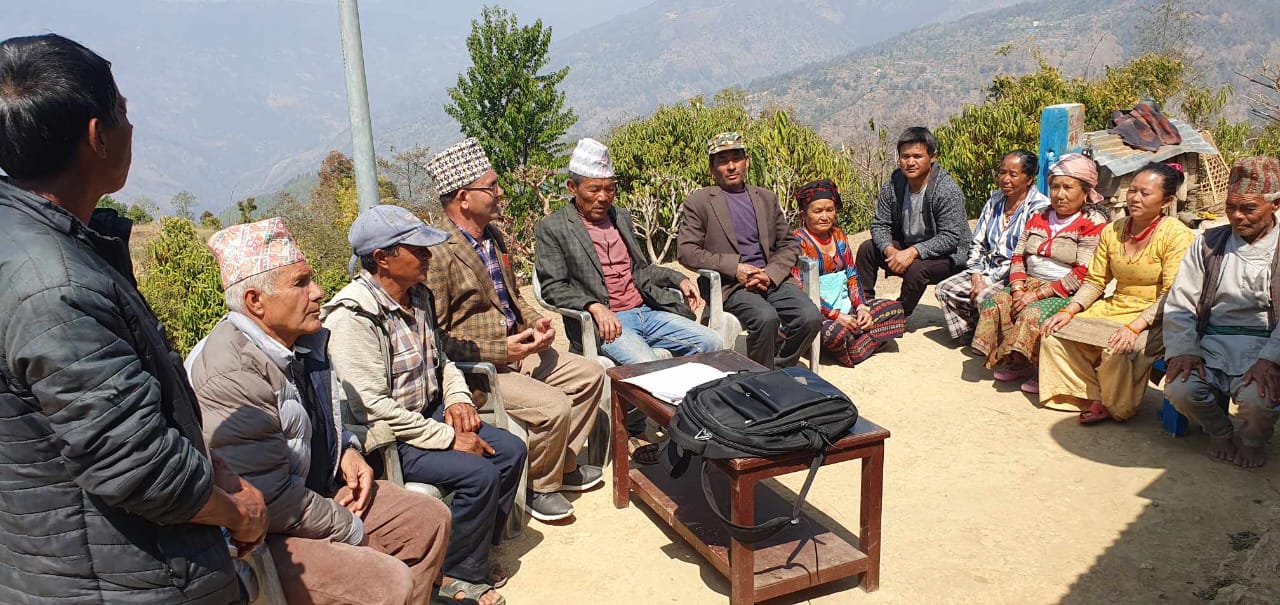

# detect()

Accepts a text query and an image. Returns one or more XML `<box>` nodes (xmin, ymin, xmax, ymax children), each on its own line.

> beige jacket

<box><xmin>322</xmin><ymin>278</ymin><xmax>471</xmax><ymax>451</ymax></box>
<box><xmin>187</xmin><ymin>315</ymin><xmax>361</xmax><ymax>543</ymax></box>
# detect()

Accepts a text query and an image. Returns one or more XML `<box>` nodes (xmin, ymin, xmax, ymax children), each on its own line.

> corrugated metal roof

<box><xmin>1086</xmin><ymin>119</ymin><xmax>1220</xmax><ymax>177</ymax></box>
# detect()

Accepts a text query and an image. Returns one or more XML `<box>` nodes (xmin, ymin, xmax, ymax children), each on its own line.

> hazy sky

<box><xmin>2</xmin><ymin>0</ymin><xmax>655</xmax><ymax>207</ymax></box>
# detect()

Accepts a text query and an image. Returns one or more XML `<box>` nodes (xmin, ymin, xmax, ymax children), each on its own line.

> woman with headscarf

<box><xmin>935</xmin><ymin>150</ymin><xmax>1050</xmax><ymax>342</ymax></box>
<box><xmin>1038</xmin><ymin>162</ymin><xmax>1195</xmax><ymax>423</ymax></box>
<box><xmin>971</xmin><ymin>153</ymin><xmax>1110</xmax><ymax>393</ymax></box>
<box><xmin>792</xmin><ymin>179</ymin><xmax>906</xmax><ymax>367</ymax></box>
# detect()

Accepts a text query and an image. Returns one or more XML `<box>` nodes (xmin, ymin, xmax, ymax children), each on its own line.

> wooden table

<box><xmin>609</xmin><ymin>349</ymin><xmax>888</xmax><ymax>604</ymax></box>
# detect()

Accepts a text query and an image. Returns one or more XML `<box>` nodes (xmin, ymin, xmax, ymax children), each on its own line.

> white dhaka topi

<box><xmin>568</xmin><ymin>137</ymin><xmax>615</xmax><ymax>179</ymax></box>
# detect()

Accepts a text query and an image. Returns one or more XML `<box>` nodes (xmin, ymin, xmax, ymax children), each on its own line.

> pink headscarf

<box><xmin>1048</xmin><ymin>153</ymin><xmax>1105</xmax><ymax>205</ymax></box>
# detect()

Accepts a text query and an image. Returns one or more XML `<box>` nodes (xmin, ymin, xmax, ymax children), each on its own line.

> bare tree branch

<box><xmin>1237</xmin><ymin>63</ymin><xmax>1280</xmax><ymax>124</ymax></box>
<box><xmin>625</xmin><ymin>172</ymin><xmax>698</xmax><ymax>264</ymax></box>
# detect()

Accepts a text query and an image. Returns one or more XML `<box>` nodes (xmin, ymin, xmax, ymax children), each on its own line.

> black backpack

<box><xmin>666</xmin><ymin>367</ymin><xmax>859</xmax><ymax>543</ymax></box>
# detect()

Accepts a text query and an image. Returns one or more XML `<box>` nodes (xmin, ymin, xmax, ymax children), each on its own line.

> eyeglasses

<box><xmin>461</xmin><ymin>185</ymin><xmax>501</xmax><ymax>197</ymax></box>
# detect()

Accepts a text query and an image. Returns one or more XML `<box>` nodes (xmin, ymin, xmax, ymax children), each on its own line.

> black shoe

<box><xmin>560</xmin><ymin>465</ymin><xmax>603</xmax><ymax>492</ymax></box>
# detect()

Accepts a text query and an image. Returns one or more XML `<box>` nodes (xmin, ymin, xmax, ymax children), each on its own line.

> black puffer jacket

<box><xmin>0</xmin><ymin>180</ymin><xmax>239</xmax><ymax>604</ymax></box>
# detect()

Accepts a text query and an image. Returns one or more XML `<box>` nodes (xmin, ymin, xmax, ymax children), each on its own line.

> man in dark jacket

<box><xmin>856</xmin><ymin>126</ymin><xmax>971</xmax><ymax>320</ymax></box>
<box><xmin>0</xmin><ymin>34</ymin><xmax>266</xmax><ymax>604</ymax></box>
<box><xmin>536</xmin><ymin>138</ymin><xmax>721</xmax><ymax>460</ymax></box>
<box><xmin>677</xmin><ymin>132</ymin><xmax>822</xmax><ymax>368</ymax></box>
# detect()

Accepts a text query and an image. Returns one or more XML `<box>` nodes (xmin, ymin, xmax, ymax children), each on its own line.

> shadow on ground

<box><xmin>1049</xmin><ymin>385</ymin><xmax>1280</xmax><ymax>604</ymax></box>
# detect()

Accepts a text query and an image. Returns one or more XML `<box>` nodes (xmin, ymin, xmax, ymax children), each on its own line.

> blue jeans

<box><xmin>599</xmin><ymin>305</ymin><xmax>723</xmax><ymax>435</ymax></box>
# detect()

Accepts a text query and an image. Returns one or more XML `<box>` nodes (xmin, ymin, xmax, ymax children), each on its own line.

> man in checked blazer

<box><xmin>535</xmin><ymin>138</ymin><xmax>721</xmax><ymax>464</ymax></box>
<box><xmin>677</xmin><ymin>132</ymin><xmax>822</xmax><ymax>369</ymax></box>
<box><xmin>424</xmin><ymin>138</ymin><xmax>606</xmax><ymax>524</ymax></box>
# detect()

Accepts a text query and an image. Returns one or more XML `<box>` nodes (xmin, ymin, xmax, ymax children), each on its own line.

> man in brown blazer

<box><xmin>424</xmin><ymin>138</ymin><xmax>605</xmax><ymax>524</ymax></box>
<box><xmin>677</xmin><ymin>132</ymin><xmax>822</xmax><ymax>368</ymax></box>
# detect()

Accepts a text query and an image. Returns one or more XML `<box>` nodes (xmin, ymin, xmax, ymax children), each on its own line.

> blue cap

<box><xmin>348</xmin><ymin>205</ymin><xmax>450</xmax><ymax>256</ymax></box>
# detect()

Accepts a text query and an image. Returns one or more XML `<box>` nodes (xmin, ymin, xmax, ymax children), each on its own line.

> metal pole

<box><xmin>338</xmin><ymin>0</ymin><xmax>379</xmax><ymax>211</ymax></box>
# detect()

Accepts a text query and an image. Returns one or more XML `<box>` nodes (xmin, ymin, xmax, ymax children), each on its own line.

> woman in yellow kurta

<box><xmin>1039</xmin><ymin>163</ymin><xmax>1195</xmax><ymax>423</ymax></box>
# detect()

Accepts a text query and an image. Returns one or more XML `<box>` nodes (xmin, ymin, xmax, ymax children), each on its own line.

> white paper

<box><xmin>620</xmin><ymin>362</ymin><xmax>730</xmax><ymax>405</ymax></box>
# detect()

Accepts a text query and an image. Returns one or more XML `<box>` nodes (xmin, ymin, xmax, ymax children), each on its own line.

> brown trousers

<box><xmin>498</xmin><ymin>347</ymin><xmax>604</xmax><ymax>492</ymax></box>
<box><xmin>268</xmin><ymin>480</ymin><xmax>450</xmax><ymax>605</ymax></box>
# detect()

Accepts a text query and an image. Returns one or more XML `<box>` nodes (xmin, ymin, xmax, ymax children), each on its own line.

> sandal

<box><xmin>993</xmin><ymin>363</ymin><xmax>1033</xmax><ymax>382</ymax></box>
<box><xmin>488</xmin><ymin>564</ymin><xmax>509</xmax><ymax>589</ymax></box>
<box><xmin>629</xmin><ymin>437</ymin><xmax>660</xmax><ymax>466</ymax></box>
<box><xmin>440</xmin><ymin>578</ymin><xmax>505</xmax><ymax>605</ymax></box>
<box><xmin>1078</xmin><ymin>402</ymin><xmax>1111</xmax><ymax>425</ymax></box>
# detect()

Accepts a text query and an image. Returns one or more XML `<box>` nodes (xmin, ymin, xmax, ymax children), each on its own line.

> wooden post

<box><xmin>860</xmin><ymin>444</ymin><xmax>885</xmax><ymax>592</ymax></box>
<box><xmin>729</xmin><ymin>474</ymin><xmax>756</xmax><ymax>605</ymax></box>
<box><xmin>611</xmin><ymin>385</ymin><xmax>631</xmax><ymax>509</ymax></box>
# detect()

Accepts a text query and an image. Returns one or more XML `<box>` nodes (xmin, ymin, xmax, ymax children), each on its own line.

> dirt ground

<box><xmin>496</xmin><ymin>254</ymin><xmax>1280</xmax><ymax>604</ymax></box>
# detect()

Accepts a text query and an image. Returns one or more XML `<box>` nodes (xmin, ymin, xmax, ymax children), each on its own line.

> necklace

<box><xmin>1126</xmin><ymin>216</ymin><xmax>1163</xmax><ymax>243</ymax></box>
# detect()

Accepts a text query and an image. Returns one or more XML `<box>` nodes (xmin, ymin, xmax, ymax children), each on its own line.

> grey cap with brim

<box><xmin>349</xmin><ymin>204</ymin><xmax>450</xmax><ymax>257</ymax></box>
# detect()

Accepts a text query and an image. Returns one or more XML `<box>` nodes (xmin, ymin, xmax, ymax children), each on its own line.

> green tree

<box><xmin>170</xmin><ymin>190</ymin><xmax>197</xmax><ymax>221</ymax></box>
<box><xmin>136</xmin><ymin>217</ymin><xmax>226</xmax><ymax>355</ymax></box>
<box><xmin>236</xmin><ymin>196</ymin><xmax>259</xmax><ymax>224</ymax></box>
<box><xmin>99</xmin><ymin>194</ymin><xmax>155</xmax><ymax>223</ymax></box>
<box><xmin>124</xmin><ymin>203</ymin><xmax>154</xmax><ymax>224</ymax></box>
<box><xmin>128</xmin><ymin>195</ymin><xmax>157</xmax><ymax>224</ymax></box>
<box><xmin>312</xmin><ymin>151</ymin><xmax>399</xmax><ymax>231</ymax></box>
<box><xmin>445</xmin><ymin>5</ymin><xmax>576</xmax><ymax>180</ymax></box>
<box><xmin>199</xmin><ymin>210</ymin><xmax>222</xmax><ymax>229</ymax></box>
<box><xmin>97</xmin><ymin>194</ymin><xmax>125</xmax><ymax>212</ymax></box>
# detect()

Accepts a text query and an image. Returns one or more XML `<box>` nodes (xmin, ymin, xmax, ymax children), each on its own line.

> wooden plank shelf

<box><xmin>629</xmin><ymin>464</ymin><xmax>868</xmax><ymax>601</ymax></box>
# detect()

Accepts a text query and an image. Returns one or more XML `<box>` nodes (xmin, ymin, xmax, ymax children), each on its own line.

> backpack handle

<box><xmin>697</xmin><ymin>449</ymin><xmax>826</xmax><ymax>545</ymax></box>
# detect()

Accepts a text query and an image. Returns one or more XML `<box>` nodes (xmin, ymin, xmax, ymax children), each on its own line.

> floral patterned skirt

<box><xmin>971</xmin><ymin>278</ymin><xmax>1070</xmax><ymax>368</ymax></box>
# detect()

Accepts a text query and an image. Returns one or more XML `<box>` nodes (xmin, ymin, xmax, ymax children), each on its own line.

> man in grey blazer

<box><xmin>676</xmin><ymin>132</ymin><xmax>822</xmax><ymax>369</ymax></box>
<box><xmin>536</xmin><ymin>138</ymin><xmax>721</xmax><ymax>460</ymax></box>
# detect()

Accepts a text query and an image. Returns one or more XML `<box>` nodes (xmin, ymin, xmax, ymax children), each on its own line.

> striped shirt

<box><xmin>966</xmin><ymin>188</ymin><xmax>1050</xmax><ymax>281</ymax></box>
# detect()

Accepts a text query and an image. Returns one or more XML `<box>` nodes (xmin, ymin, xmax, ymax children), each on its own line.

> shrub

<box><xmin>935</xmin><ymin>54</ymin><xmax>1188</xmax><ymax>215</ymax></box>
<box><xmin>136</xmin><ymin>217</ymin><xmax>226</xmax><ymax>355</ymax></box>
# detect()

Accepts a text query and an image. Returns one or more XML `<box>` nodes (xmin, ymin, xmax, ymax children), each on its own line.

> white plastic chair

<box><xmin>529</xmin><ymin>271</ymin><xmax>666</xmax><ymax>466</ymax></box>
<box><xmin>245</xmin><ymin>547</ymin><xmax>287</xmax><ymax>605</ymax></box>
<box><xmin>698</xmin><ymin>257</ymin><xmax>822</xmax><ymax>371</ymax></box>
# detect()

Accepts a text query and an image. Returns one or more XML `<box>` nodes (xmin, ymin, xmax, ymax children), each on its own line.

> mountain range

<box><xmin>749</xmin><ymin>0</ymin><xmax>1280</xmax><ymax>144</ymax></box>
<box><xmin>5</xmin><ymin>0</ymin><xmax>1279</xmax><ymax>215</ymax></box>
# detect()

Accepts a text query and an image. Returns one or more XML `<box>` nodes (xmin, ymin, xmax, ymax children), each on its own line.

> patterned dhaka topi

<box><xmin>207</xmin><ymin>217</ymin><xmax>306</xmax><ymax>289</ymax></box>
<box><xmin>1227</xmin><ymin>156</ymin><xmax>1280</xmax><ymax>200</ymax></box>
<box><xmin>425</xmin><ymin>137</ymin><xmax>493</xmax><ymax>196</ymax></box>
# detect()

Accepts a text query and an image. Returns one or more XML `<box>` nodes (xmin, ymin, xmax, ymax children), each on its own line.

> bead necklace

<box><xmin>1126</xmin><ymin>215</ymin><xmax>1163</xmax><ymax>243</ymax></box>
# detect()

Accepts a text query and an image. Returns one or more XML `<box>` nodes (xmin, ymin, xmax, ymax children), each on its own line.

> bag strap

<box><xmin>697</xmin><ymin>449</ymin><xmax>826</xmax><ymax>545</ymax></box>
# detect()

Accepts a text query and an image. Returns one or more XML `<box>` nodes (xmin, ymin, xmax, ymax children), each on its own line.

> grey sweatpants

<box><xmin>1165</xmin><ymin>365</ymin><xmax>1280</xmax><ymax>447</ymax></box>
